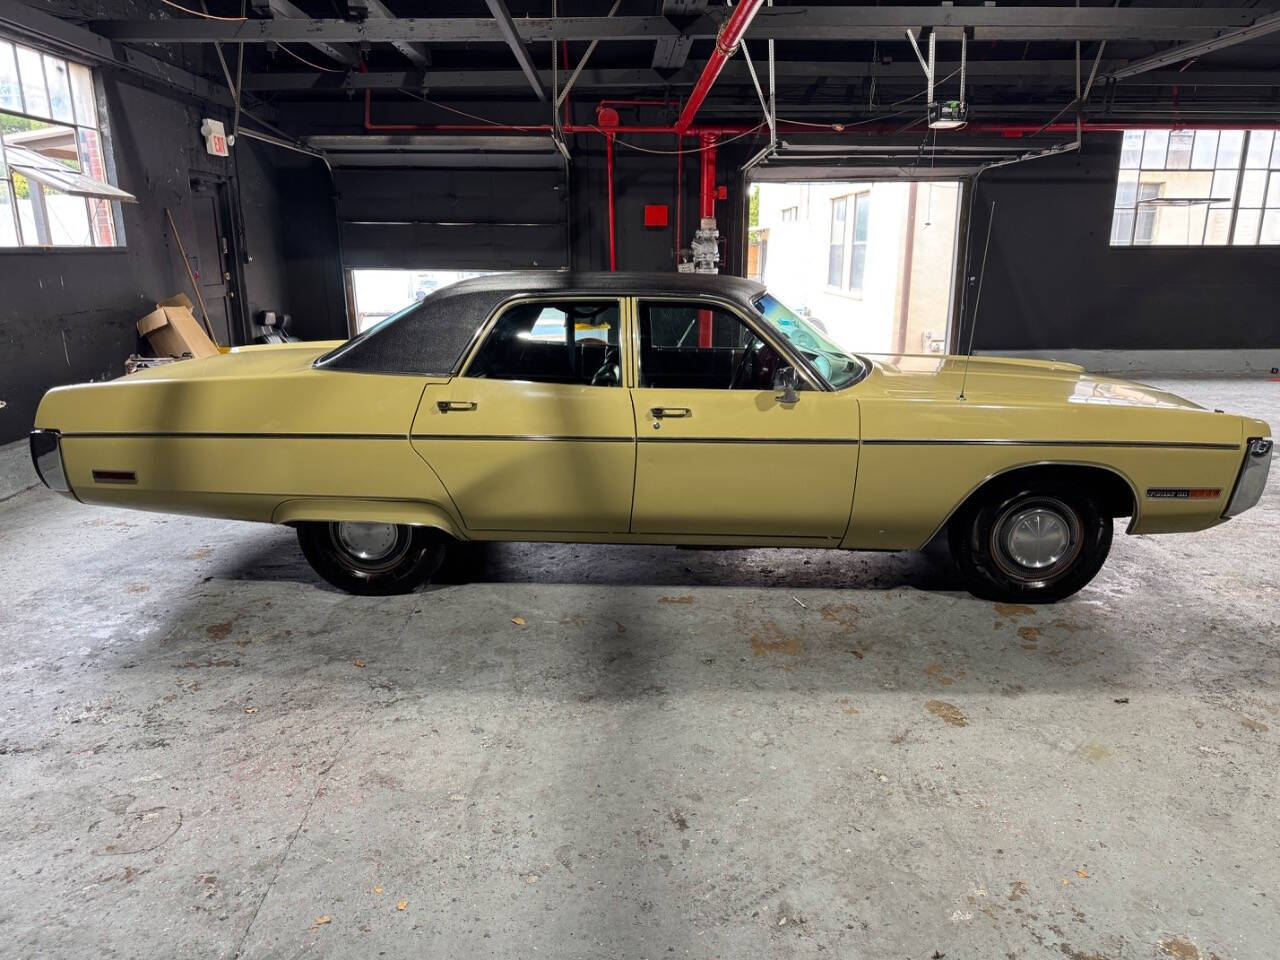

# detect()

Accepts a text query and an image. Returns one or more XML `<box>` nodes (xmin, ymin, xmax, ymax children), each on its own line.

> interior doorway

<box><xmin>748</xmin><ymin>180</ymin><xmax>962</xmax><ymax>357</ymax></box>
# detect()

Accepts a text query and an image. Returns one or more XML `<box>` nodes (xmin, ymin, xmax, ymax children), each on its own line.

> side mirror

<box><xmin>773</xmin><ymin>366</ymin><xmax>800</xmax><ymax>405</ymax></box>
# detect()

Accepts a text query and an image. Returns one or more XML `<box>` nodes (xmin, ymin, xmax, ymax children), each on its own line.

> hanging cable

<box><xmin>274</xmin><ymin>43</ymin><xmax>346</xmax><ymax>73</ymax></box>
<box><xmin>159</xmin><ymin>0</ymin><xmax>245</xmax><ymax>20</ymax></box>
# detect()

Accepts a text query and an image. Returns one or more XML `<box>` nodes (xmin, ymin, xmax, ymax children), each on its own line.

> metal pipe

<box><xmin>606</xmin><ymin>132</ymin><xmax>617</xmax><ymax>271</ymax></box>
<box><xmin>700</xmin><ymin>133</ymin><xmax>718</xmax><ymax>220</ymax></box>
<box><xmin>675</xmin><ymin>0</ymin><xmax>767</xmax><ymax>132</ymax></box>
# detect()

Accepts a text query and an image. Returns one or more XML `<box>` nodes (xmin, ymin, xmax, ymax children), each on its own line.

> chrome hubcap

<box><xmin>1003</xmin><ymin>507</ymin><xmax>1071</xmax><ymax>569</ymax></box>
<box><xmin>335</xmin><ymin>522</ymin><xmax>400</xmax><ymax>561</ymax></box>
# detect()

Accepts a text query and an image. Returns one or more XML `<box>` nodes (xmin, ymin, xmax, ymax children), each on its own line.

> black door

<box><xmin>189</xmin><ymin>178</ymin><xmax>241</xmax><ymax>346</ymax></box>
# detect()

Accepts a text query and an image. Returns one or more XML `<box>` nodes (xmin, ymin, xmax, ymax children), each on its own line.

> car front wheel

<box><xmin>948</xmin><ymin>483</ymin><xmax>1112</xmax><ymax>603</ymax></box>
<box><xmin>297</xmin><ymin>521</ymin><xmax>447</xmax><ymax>595</ymax></box>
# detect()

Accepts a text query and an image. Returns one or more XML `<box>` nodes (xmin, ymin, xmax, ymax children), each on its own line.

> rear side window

<box><xmin>465</xmin><ymin>299</ymin><xmax>622</xmax><ymax>387</ymax></box>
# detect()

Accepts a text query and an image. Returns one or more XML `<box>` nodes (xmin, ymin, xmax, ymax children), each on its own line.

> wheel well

<box><xmin>951</xmin><ymin>464</ymin><xmax>1138</xmax><ymax>525</ymax></box>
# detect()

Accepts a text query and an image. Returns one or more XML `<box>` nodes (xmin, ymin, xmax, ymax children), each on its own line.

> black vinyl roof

<box><xmin>316</xmin><ymin>270</ymin><xmax>767</xmax><ymax>377</ymax></box>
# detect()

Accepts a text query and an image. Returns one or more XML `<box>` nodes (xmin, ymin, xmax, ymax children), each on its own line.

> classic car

<box><xmin>31</xmin><ymin>272</ymin><xmax>1273</xmax><ymax>602</ymax></box>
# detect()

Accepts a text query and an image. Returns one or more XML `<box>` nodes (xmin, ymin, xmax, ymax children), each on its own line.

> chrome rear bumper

<box><xmin>29</xmin><ymin>430</ymin><xmax>75</xmax><ymax>499</ymax></box>
<box><xmin>1224</xmin><ymin>437</ymin><xmax>1273</xmax><ymax>518</ymax></box>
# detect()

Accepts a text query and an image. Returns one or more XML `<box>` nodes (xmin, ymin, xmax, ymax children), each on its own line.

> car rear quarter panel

<box><xmin>35</xmin><ymin>365</ymin><xmax>463</xmax><ymax>529</ymax></box>
<box><xmin>843</xmin><ymin>394</ymin><xmax>1246</xmax><ymax>550</ymax></box>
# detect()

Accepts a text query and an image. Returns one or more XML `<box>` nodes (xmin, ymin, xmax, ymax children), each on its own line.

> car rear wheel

<box><xmin>948</xmin><ymin>483</ymin><xmax>1112</xmax><ymax>603</ymax></box>
<box><xmin>297</xmin><ymin>521</ymin><xmax>448</xmax><ymax>595</ymax></box>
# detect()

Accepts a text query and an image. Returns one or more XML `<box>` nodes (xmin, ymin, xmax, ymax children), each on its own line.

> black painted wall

<box><xmin>963</xmin><ymin>131</ymin><xmax>1280</xmax><ymax>352</ymax></box>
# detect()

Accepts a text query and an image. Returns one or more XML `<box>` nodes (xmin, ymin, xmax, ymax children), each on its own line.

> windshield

<box><xmin>754</xmin><ymin>293</ymin><xmax>867</xmax><ymax>389</ymax></box>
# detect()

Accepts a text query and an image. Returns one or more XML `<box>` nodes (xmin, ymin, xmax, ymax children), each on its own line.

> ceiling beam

<box><xmin>483</xmin><ymin>0</ymin><xmax>547</xmax><ymax>102</ymax></box>
<box><xmin>262</xmin><ymin>0</ymin><xmax>358</xmax><ymax>65</ymax></box>
<box><xmin>362</xmin><ymin>0</ymin><xmax>430</xmax><ymax>67</ymax></box>
<box><xmin>1107</xmin><ymin>7</ymin><xmax>1280</xmax><ymax>81</ymax></box>
<box><xmin>651</xmin><ymin>0</ymin><xmax>708</xmax><ymax>72</ymax></box>
<box><xmin>243</xmin><ymin>60</ymin><xmax>1188</xmax><ymax>93</ymax></box>
<box><xmin>87</xmin><ymin>7</ymin><xmax>1264</xmax><ymax>45</ymax></box>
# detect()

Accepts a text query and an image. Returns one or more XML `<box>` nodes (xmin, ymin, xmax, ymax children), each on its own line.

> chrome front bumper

<box><xmin>1224</xmin><ymin>437</ymin><xmax>1273</xmax><ymax>518</ymax></box>
<box><xmin>29</xmin><ymin>429</ymin><xmax>75</xmax><ymax>498</ymax></box>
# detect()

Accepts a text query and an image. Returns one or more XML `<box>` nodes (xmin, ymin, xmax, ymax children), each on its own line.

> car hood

<box><xmin>122</xmin><ymin>341</ymin><xmax>345</xmax><ymax>382</ymax></box>
<box><xmin>861</xmin><ymin>354</ymin><xmax>1204</xmax><ymax>411</ymax></box>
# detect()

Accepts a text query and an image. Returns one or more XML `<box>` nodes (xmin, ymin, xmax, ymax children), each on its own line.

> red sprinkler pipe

<box><xmin>605</xmin><ymin>131</ymin><xmax>617</xmax><ymax>271</ymax></box>
<box><xmin>675</xmin><ymin>0</ymin><xmax>766</xmax><ymax>132</ymax></box>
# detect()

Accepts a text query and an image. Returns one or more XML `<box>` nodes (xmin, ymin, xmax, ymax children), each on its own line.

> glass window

<box><xmin>848</xmin><ymin>192</ymin><xmax>870</xmax><ymax>292</ymax></box>
<box><xmin>638</xmin><ymin>300</ymin><xmax>785</xmax><ymax>391</ymax></box>
<box><xmin>1110</xmin><ymin>129</ymin><xmax>1280</xmax><ymax>247</ymax></box>
<box><xmin>0</xmin><ymin>37</ymin><xmax>123</xmax><ymax>248</ymax></box>
<box><xmin>756</xmin><ymin>292</ymin><xmax>866</xmax><ymax>389</ymax></box>
<box><xmin>827</xmin><ymin>196</ymin><xmax>846</xmax><ymax>286</ymax></box>
<box><xmin>466</xmin><ymin>299</ymin><xmax>621</xmax><ymax>387</ymax></box>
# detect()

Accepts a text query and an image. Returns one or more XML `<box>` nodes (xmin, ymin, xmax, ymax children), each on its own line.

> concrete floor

<box><xmin>1</xmin><ymin>376</ymin><xmax>1276</xmax><ymax>960</ymax></box>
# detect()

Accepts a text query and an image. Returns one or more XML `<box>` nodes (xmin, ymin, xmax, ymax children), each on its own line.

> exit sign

<box><xmin>200</xmin><ymin>118</ymin><xmax>229</xmax><ymax>158</ymax></box>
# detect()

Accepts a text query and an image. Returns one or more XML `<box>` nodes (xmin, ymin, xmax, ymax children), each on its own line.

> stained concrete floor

<box><xmin>1</xmin><ymin>376</ymin><xmax>1277</xmax><ymax>960</ymax></box>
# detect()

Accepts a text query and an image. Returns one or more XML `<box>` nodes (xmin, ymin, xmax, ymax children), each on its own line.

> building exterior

<box><xmin>754</xmin><ymin>180</ymin><xmax>961</xmax><ymax>356</ymax></box>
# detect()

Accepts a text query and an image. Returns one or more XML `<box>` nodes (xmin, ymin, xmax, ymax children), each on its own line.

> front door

<box><xmin>629</xmin><ymin>298</ymin><xmax>860</xmax><ymax>541</ymax></box>
<box><xmin>411</xmin><ymin>297</ymin><xmax>634</xmax><ymax>534</ymax></box>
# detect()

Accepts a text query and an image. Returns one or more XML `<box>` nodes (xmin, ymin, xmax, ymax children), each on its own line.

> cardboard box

<box><xmin>137</xmin><ymin>293</ymin><xmax>219</xmax><ymax>359</ymax></box>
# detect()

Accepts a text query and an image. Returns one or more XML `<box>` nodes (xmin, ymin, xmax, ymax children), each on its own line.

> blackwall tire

<box><xmin>948</xmin><ymin>483</ymin><xmax>1112</xmax><ymax>604</ymax></box>
<box><xmin>297</xmin><ymin>521</ymin><xmax>448</xmax><ymax>595</ymax></box>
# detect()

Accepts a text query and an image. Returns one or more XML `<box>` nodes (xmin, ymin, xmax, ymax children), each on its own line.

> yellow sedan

<box><xmin>31</xmin><ymin>272</ymin><xmax>1272</xmax><ymax>602</ymax></box>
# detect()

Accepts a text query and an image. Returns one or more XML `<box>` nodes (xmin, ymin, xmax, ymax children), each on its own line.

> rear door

<box><xmin>628</xmin><ymin>297</ymin><xmax>860</xmax><ymax>541</ymax></box>
<box><xmin>410</xmin><ymin>297</ymin><xmax>635</xmax><ymax>534</ymax></box>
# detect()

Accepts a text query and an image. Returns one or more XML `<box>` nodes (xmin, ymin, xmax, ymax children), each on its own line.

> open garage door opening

<box><xmin>348</xmin><ymin>269</ymin><xmax>494</xmax><ymax>334</ymax></box>
<box><xmin>749</xmin><ymin>180</ymin><xmax>962</xmax><ymax>357</ymax></box>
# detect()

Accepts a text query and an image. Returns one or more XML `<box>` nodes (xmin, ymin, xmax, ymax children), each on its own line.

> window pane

<box><xmin>1260</xmin><ymin>209</ymin><xmax>1280</xmax><ymax>245</ymax></box>
<box><xmin>1216</xmin><ymin>130</ymin><xmax>1244</xmax><ymax>169</ymax></box>
<box><xmin>1190</xmin><ymin>130</ymin><xmax>1218</xmax><ymax>169</ymax></box>
<box><xmin>43</xmin><ymin>55</ymin><xmax>73</xmax><ymax>123</ymax></box>
<box><xmin>1203</xmin><ymin>208</ymin><xmax>1232</xmax><ymax>245</ymax></box>
<box><xmin>15</xmin><ymin>45</ymin><xmax>49</xmax><ymax>118</ymax></box>
<box><xmin>1109</xmin><ymin>208</ymin><xmax>1134</xmax><ymax>245</ymax></box>
<box><xmin>86</xmin><ymin>197</ymin><xmax>114</xmax><ymax>246</ymax></box>
<box><xmin>466</xmin><ymin>300</ymin><xmax>621</xmax><ymax>386</ymax></box>
<box><xmin>1232</xmin><ymin>208</ymin><xmax>1261</xmax><ymax>245</ymax></box>
<box><xmin>1142</xmin><ymin>129</ymin><xmax>1169</xmax><ymax>167</ymax></box>
<box><xmin>43</xmin><ymin>185</ymin><xmax>91</xmax><ymax>244</ymax></box>
<box><xmin>1267</xmin><ymin>172</ymin><xmax>1280</xmax><ymax>209</ymax></box>
<box><xmin>827</xmin><ymin>244</ymin><xmax>844</xmax><ymax>287</ymax></box>
<box><xmin>11</xmin><ymin>171</ymin><xmax>39</xmax><ymax>243</ymax></box>
<box><xmin>1240</xmin><ymin>169</ymin><xmax>1267</xmax><ymax>208</ymax></box>
<box><xmin>77</xmin><ymin>127</ymin><xmax>106</xmax><ymax>180</ymax></box>
<box><xmin>1166</xmin><ymin>130</ymin><xmax>1193</xmax><ymax>170</ymax></box>
<box><xmin>0</xmin><ymin>42</ymin><xmax>21</xmax><ymax>112</ymax></box>
<box><xmin>1272</xmin><ymin>135</ymin><xmax>1280</xmax><ymax>170</ymax></box>
<box><xmin>1114</xmin><ymin>169</ymin><xmax>1138</xmax><ymax>207</ymax></box>
<box><xmin>0</xmin><ymin>180</ymin><xmax>17</xmax><ymax>245</ymax></box>
<box><xmin>69</xmin><ymin>62</ymin><xmax>95</xmax><ymax>127</ymax></box>
<box><xmin>638</xmin><ymin>301</ymin><xmax>782</xmax><ymax>391</ymax></box>
<box><xmin>829</xmin><ymin>196</ymin><xmax>845</xmax><ymax>241</ymax></box>
<box><xmin>1119</xmin><ymin>130</ymin><xmax>1143</xmax><ymax>168</ymax></box>
<box><xmin>849</xmin><ymin>243</ymin><xmax>867</xmax><ymax>291</ymax></box>
<box><xmin>1210</xmin><ymin>169</ymin><xmax>1238</xmax><ymax>206</ymax></box>
<box><xmin>852</xmin><ymin>194</ymin><xmax>869</xmax><ymax>242</ymax></box>
<box><xmin>1245</xmin><ymin>131</ymin><xmax>1273</xmax><ymax>169</ymax></box>
<box><xmin>1134</xmin><ymin>206</ymin><xmax>1157</xmax><ymax>245</ymax></box>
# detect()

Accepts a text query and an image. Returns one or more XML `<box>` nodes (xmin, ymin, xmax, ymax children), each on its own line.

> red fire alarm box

<box><xmin>643</xmin><ymin>204</ymin><xmax>669</xmax><ymax>228</ymax></box>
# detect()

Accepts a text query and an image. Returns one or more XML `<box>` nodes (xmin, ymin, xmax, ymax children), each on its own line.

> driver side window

<box><xmin>637</xmin><ymin>300</ymin><xmax>786</xmax><ymax>390</ymax></box>
<box><xmin>466</xmin><ymin>299</ymin><xmax>621</xmax><ymax>387</ymax></box>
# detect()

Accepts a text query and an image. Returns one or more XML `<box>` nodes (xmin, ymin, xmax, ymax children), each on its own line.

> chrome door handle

<box><xmin>651</xmin><ymin>407</ymin><xmax>691</xmax><ymax>419</ymax></box>
<box><xmin>436</xmin><ymin>400</ymin><xmax>477</xmax><ymax>413</ymax></box>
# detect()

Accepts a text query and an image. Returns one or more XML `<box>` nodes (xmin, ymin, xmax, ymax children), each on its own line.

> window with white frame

<box><xmin>827</xmin><ymin>192</ymin><xmax>870</xmax><ymax>292</ymax></box>
<box><xmin>0</xmin><ymin>37</ymin><xmax>129</xmax><ymax>248</ymax></box>
<box><xmin>780</xmin><ymin>205</ymin><xmax>798</xmax><ymax>222</ymax></box>
<box><xmin>1110</xmin><ymin>129</ymin><xmax>1280</xmax><ymax>247</ymax></box>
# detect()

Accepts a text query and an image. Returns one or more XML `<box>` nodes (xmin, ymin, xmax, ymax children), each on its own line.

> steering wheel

<box><xmin>729</xmin><ymin>338</ymin><xmax>761</xmax><ymax>390</ymax></box>
<box><xmin>590</xmin><ymin>347</ymin><xmax>620</xmax><ymax>387</ymax></box>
